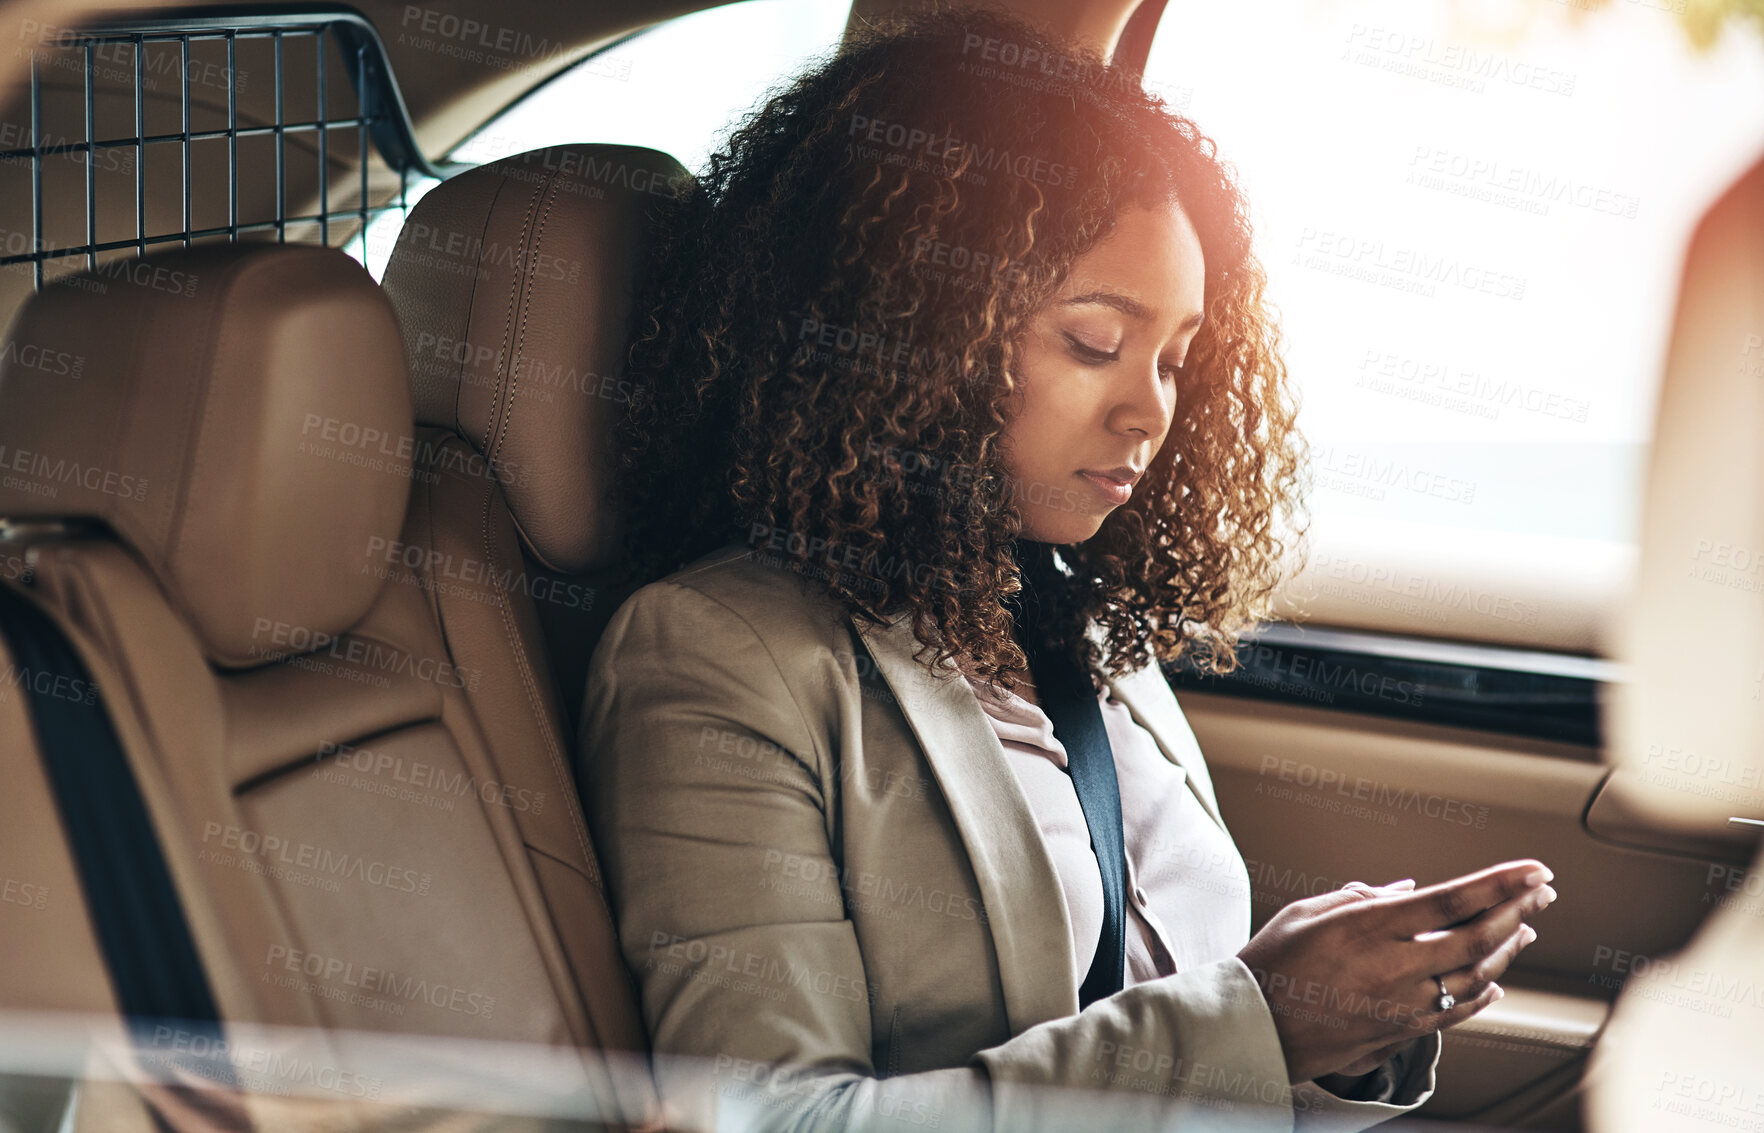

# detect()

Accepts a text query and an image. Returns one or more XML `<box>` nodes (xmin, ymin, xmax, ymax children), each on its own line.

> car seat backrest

<box><xmin>378</xmin><ymin>148</ymin><xmax>688</xmax><ymax>1067</ymax></box>
<box><xmin>1603</xmin><ymin>158</ymin><xmax>1764</xmax><ymax>843</ymax></box>
<box><xmin>0</xmin><ymin>244</ymin><xmax>654</xmax><ymax>1128</ymax></box>
<box><xmin>382</xmin><ymin>143</ymin><xmax>689</xmax><ymax>729</ymax></box>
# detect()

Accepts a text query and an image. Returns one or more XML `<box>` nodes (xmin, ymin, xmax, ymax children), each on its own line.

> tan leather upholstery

<box><xmin>378</xmin><ymin>146</ymin><xmax>688</xmax><ymax>1080</ymax></box>
<box><xmin>0</xmin><ymin>246</ymin><xmax>411</xmax><ymax>668</ymax></box>
<box><xmin>1595</xmin><ymin>157</ymin><xmax>1764</xmax><ymax>846</ymax></box>
<box><xmin>0</xmin><ymin>244</ymin><xmax>654</xmax><ymax>1128</ymax></box>
<box><xmin>381</xmin><ymin>143</ymin><xmax>688</xmax><ymax>723</ymax></box>
<box><xmin>386</xmin><ymin>421</ymin><xmax>655</xmax><ymax>1067</ymax></box>
<box><xmin>1587</xmin><ymin>155</ymin><xmax>1764</xmax><ymax>1130</ymax></box>
<box><xmin>383</xmin><ymin>143</ymin><xmax>687</xmax><ymax>576</ymax></box>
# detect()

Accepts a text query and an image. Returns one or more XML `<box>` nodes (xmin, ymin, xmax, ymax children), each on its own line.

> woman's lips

<box><xmin>1077</xmin><ymin>469</ymin><xmax>1134</xmax><ymax>505</ymax></box>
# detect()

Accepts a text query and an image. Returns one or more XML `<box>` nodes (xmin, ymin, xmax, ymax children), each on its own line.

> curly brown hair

<box><xmin>611</xmin><ymin>7</ymin><xmax>1310</xmax><ymax>692</ymax></box>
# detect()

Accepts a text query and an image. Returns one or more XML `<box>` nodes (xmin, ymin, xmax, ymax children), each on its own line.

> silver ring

<box><xmin>1433</xmin><ymin>976</ymin><xmax>1455</xmax><ymax>1012</ymax></box>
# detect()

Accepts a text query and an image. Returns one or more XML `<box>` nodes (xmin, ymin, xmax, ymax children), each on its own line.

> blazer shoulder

<box><xmin>584</xmin><ymin>543</ymin><xmax>861</xmax><ymax>766</ymax></box>
<box><xmin>607</xmin><ymin>542</ymin><xmax>857</xmax><ymax>660</ymax></box>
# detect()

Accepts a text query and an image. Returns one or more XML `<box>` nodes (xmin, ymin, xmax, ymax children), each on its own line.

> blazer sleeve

<box><xmin>581</xmin><ymin>579</ymin><xmax>1435</xmax><ymax>1133</ymax></box>
<box><xmin>1299</xmin><ymin>1033</ymin><xmax>1442</xmax><ymax>1126</ymax></box>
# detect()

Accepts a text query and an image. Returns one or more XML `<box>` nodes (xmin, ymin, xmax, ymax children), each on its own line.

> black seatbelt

<box><xmin>1009</xmin><ymin>541</ymin><xmax>1128</xmax><ymax>1009</ymax></box>
<box><xmin>0</xmin><ymin>581</ymin><xmax>232</xmax><ymax>1075</ymax></box>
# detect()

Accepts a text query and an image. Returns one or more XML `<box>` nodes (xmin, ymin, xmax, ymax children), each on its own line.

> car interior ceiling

<box><xmin>0</xmin><ymin>0</ymin><xmax>1760</xmax><ymax>1130</ymax></box>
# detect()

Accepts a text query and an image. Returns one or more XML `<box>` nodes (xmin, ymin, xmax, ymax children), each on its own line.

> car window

<box><xmin>345</xmin><ymin>0</ymin><xmax>1764</xmax><ymax>656</ymax></box>
<box><xmin>1143</xmin><ymin>2</ymin><xmax>1764</xmax><ymax>648</ymax></box>
<box><xmin>346</xmin><ymin>0</ymin><xmax>848</xmax><ymax>280</ymax></box>
<box><xmin>451</xmin><ymin>0</ymin><xmax>850</xmax><ymax>174</ymax></box>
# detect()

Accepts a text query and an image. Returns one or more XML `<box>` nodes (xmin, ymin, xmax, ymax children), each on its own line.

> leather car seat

<box><xmin>1586</xmin><ymin>155</ymin><xmax>1764</xmax><ymax>1130</ymax></box>
<box><xmin>0</xmin><ymin>243</ymin><xmax>656</xmax><ymax>1130</ymax></box>
<box><xmin>377</xmin><ymin>147</ymin><xmax>687</xmax><ymax>1065</ymax></box>
<box><xmin>381</xmin><ymin>142</ymin><xmax>688</xmax><ymax>729</ymax></box>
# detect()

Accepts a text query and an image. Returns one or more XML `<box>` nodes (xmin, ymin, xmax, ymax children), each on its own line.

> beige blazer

<box><xmin>580</xmin><ymin>543</ymin><xmax>1442</xmax><ymax>1132</ymax></box>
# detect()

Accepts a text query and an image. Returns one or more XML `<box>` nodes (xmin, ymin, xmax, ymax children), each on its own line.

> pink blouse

<box><xmin>959</xmin><ymin>670</ymin><xmax>1252</xmax><ymax>985</ymax></box>
<box><xmin>960</xmin><ymin>667</ymin><xmax>1419</xmax><ymax>1104</ymax></box>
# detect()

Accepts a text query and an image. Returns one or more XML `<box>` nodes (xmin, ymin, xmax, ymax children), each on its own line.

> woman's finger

<box><xmin>1375</xmin><ymin>860</ymin><xmax>1550</xmax><ymax>939</ymax></box>
<box><xmin>1434</xmin><ymin>921</ymin><xmax>1535</xmax><ymax>1007</ymax></box>
<box><xmin>1342</xmin><ymin>878</ymin><xmax>1415</xmax><ymax>900</ymax></box>
<box><xmin>1429</xmin><ymin>978</ymin><xmax>1505</xmax><ymax>1032</ymax></box>
<box><xmin>1405</xmin><ymin>883</ymin><xmax>1554</xmax><ymax>978</ymax></box>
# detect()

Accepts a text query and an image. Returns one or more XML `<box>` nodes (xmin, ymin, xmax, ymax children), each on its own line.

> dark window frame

<box><xmin>1165</xmin><ymin>622</ymin><xmax>1614</xmax><ymax>747</ymax></box>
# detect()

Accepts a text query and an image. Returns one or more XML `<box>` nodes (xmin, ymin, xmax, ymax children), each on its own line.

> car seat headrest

<box><xmin>381</xmin><ymin>143</ymin><xmax>689</xmax><ymax>576</ymax></box>
<box><xmin>0</xmin><ymin>244</ymin><xmax>414</xmax><ymax>668</ymax></box>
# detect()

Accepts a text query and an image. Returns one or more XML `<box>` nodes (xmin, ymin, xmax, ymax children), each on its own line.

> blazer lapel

<box><xmin>851</xmin><ymin>610</ymin><xmax>1080</xmax><ymax>1033</ymax></box>
<box><xmin>849</xmin><ymin>607</ymin><xmax>1234</xmax><ymax>1032</ymax></box>
<box><xmin>1081</xmin><ymin>617</ymin><xmax>1232</xmax><ymax>835</ymax></box>
<box><xmin>1099</xmin><ymin>658</ymin><xmax>1231</xmax><ymax>835</ymax></box>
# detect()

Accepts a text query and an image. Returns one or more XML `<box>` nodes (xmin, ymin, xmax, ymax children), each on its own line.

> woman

<box><xmin>581</xmin><ymin>10</ymin><xmax>1554</xmax><ymax>1131</ymax></box>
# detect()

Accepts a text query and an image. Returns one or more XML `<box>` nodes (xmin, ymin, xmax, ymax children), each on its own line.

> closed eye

<box><xmin>1063</xmin><ymin>332</ymin><xmax>1119</xmax><ymax>365</ymax></box>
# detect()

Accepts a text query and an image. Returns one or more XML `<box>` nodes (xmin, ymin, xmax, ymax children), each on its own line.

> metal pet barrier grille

<box><xmin>0</xmin><ymin>9</ymin><xmax>452</xmax><ymax>290</ymax></box>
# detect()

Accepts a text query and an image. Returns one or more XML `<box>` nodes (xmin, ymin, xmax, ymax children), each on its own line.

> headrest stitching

<box><xmin>490</xmin><ymin>166</ymin><xmax>563</xmax><ymax>480</ymax></box>
<box><xmin>453</xmin><ymin>175</ymin><xmax>514</xmax><ymax>445</ymax></box>
<box><xmin>487</xmin><ymin>177</ymin><xmax>547</xmax><ymax>458</ymax></box>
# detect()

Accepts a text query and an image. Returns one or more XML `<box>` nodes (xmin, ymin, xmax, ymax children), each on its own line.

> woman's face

<box><xmin>1000</xmin><ymin>200</ymin><xmax>1207</xmax><ymax>545</ymax></box>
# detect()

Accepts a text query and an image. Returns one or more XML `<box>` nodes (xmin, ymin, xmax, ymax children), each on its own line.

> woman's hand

<box><xmin>1317</xmin><ymin>881</ymin><xmax>1417</xmax><ymax>1081</ymax></box>
<box><xmin>1236</xmin><ymin>859</ymin><xmax>1556</xmax><ymax>1085</ymax></box>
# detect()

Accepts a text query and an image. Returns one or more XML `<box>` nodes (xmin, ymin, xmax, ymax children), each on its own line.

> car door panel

<box><xmin>1177</xmin><ymin>687</ymin><xmax>1737</xmax><ymax>1129</ymax></box>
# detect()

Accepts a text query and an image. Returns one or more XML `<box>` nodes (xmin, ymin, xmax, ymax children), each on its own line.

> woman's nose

<box><xmin>1110</xmin><ymin>363</ymin><xmax>1174</xmax><ymax>439</ymax></box>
